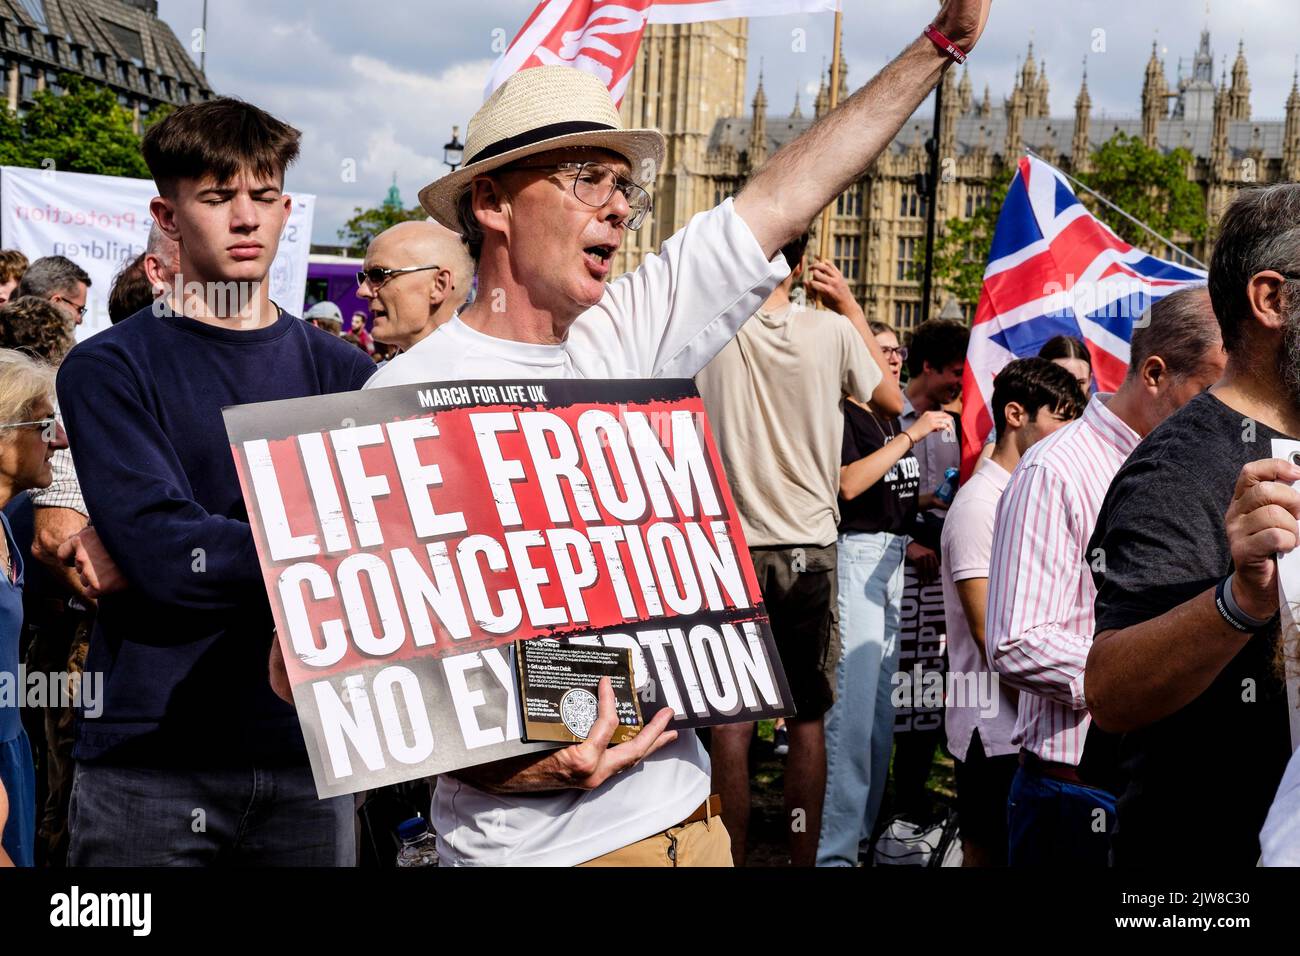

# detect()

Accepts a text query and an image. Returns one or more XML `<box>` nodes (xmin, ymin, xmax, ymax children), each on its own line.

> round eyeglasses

<box><xmin>508</xmin><ymin>161</ymin><xmax>653</xmax><ymax>230</ymax></box>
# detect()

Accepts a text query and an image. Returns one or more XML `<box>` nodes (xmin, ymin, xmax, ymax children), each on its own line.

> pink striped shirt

<box><xmin>986</xmin><ymin>394</ymin><xmax>1140</xmax><ymax>765</ymax></box>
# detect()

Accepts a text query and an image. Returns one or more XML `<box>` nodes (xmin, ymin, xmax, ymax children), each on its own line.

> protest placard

<box><xmin>225</xmin><ymin>378</ymin><xmax>792</xmax><ymax>797</ymax></box>
<box><xmin>1272</xmin><ymin>438</ymin><xmax>1300</xmax><ymax>754</ymax></box>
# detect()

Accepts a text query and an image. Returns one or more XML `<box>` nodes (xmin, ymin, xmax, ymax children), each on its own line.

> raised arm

<box><xmin>733</xmin><ymin>0</ymin><xmax>993</xmax><ymax>256</ymax></box>
<box><xmin>841</xmin><ymin>409</ymin><xmax>951</xmax><ymax>500</ymax></box>
<box><xmin>1087</xmin><ymin>458</ymin><xmax>1300</xmax><ymax>733</ymax></box>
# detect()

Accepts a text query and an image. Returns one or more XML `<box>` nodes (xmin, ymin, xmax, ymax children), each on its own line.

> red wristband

<box><xmin>924</xmin><ymin>23</ymin><xmax>968</xmax><ymax>65</ymax></box>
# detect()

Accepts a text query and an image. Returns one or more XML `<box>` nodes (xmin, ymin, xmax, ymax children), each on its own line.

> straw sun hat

<box><xmin>418</xmin><ymin>65</ymin><xmax>667</xmax><ymax>229</ymax></box>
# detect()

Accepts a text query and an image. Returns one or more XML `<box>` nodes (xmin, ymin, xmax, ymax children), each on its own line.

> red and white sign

<box><xmin>225</xmin><ymin>378</ymin><xmax>792</xmax><ymax>797</ymax></box>
<box><xmin>486</xmin><ymin>0</ymin><xmax>841</xmax><ymax>106</ymax></box>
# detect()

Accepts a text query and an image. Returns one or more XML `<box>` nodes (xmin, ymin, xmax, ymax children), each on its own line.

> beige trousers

<box><xmin>578</xmin><ymin>817</ymin><xmax>733</xmax><ymax>867</ymax></box>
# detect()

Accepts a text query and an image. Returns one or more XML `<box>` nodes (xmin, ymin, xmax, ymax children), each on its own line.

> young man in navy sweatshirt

<box><xmin>55</xmin><ymin>98</ymin><xmax>376</xmax><ymax>866</ymax></box>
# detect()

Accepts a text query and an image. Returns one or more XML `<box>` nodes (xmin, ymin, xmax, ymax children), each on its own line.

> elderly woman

<box><xmin>0</xmin><ymin>350</ymin><xmax>68</xmax><ymax>867</ymax></box>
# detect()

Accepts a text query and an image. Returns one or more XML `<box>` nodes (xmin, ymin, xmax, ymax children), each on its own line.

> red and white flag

<box><xmin>486</xmin><ymin>0</ymin><xmax>841</xmax><ymax>106</ymax></box>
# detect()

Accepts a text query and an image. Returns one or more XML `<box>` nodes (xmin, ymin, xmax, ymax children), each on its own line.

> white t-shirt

<box><xmin>694</xmin><ymin>304</ymin><xmax>882</xmax><ymax>548</ymax></box>
<box><xmin>940</xmin><ymin>458</ymin><xmax>1020</xmax><ymax>762</ymax></box>
<box><xmin>364</xmin><ymin>198</ymin><xmax>789</xmax><ymax>866</ymax></box>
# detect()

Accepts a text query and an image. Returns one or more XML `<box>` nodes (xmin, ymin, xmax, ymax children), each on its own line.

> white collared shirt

<box><xmin>986</xmin><ymin>393</ymin><xmax>1141</xmax><ymax>766</ymax></box>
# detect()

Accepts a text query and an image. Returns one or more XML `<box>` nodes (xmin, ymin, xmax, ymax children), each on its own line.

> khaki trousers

<box><xmin>578</xmin><ymin>817</ymin><xmax>733</xmax><ymax>867</ymax></box>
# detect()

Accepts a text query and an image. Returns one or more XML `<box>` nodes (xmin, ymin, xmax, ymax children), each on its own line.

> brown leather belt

<box><xmin>678</xmin><ymin>794</ymin><xmax>723</xmax><ymax>827</ymax></box>
<box><xmin>1019</xmin><ymin>749</ymin><xmax>1084</xmax><ymax>785</ymax></box>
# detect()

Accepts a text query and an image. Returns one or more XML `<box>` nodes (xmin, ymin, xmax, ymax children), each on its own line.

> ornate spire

<box><xmin>1211</xmin><ymin>61</ymin><xmax>1231</xmax><ymax>171</ymax></box>
<box><xmin>1283</xmin><ymin>61</ymin><xmax>1300</xmax><ymax>178</ymax></box>
<box><xmin>980</xmin><ymin>81</ymin><xmax>991</xmax><ymax>118</ymax></box>
<box><xmin>814</xmin><ymin>57</ymin><xmax>829</xmax><ymax>117</ymax></box>
<box><xmin>1229</xmin><ymin>39</ymin><xmax>1250</xmax><ymax>120</ymax></box>
<box><xmin>752</xmin><ymin>60</ymin><xmax>767</xmax><ymax>113</ymax></box>
<box><xmin>1142</xmin><ymin>40</ymin><xmax>1167</xmax><ymax>147</ymax></box>
<box><xmin>1006</xmin><ymin>58</ymin><xmax>1026</xmax><ymax>158</ymax></box>
<box><xmin>1073</xmin><ymin>58</ymin><xmax>1092</xmax><ymax>174</ymax></box>
<box><xmin>1232</xmin><ymin>39</ymin><xmax>1248</xmax><ymax>80</ymax></box>
<box><xmin>1034</xmin><ymin>58</ymin><xmax>1050</xmax><ymax>118</ymax></box>
<box><xmin>790</xmin><ymin>85</ymin><xmax>803</xmax><ymax>119</ymax></box>
<box><xmin>1021</xmin><ymin>42</ymin><xmax>1037</xmax><ymax>88</ymax></box>
<box><xmin>958</xmin><ymin>64</ymin><xmax>973</xmax><ymax>113</ymax></box>
<box><xmin>1192</xmin><ymin>24</ymin><xmax>1214</xmax><ymax>84</ymax></box>
<box><xmin>1144</xmin><ymin>39</ymin><xmax>1162</xmax><ymax>80</ymax></box>
<box><xmin>749</xmin><ymin>61</ymin><xmax>768</xmax><ymax>166</ymax></box>
<box><xmin>939</xmin><ymin>67</ymin><xmax>959</xmax><ymax>159</ymax></box>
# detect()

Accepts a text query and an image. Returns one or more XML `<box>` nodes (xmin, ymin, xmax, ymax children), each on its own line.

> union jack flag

<box><xmin>958</xmin><ymin>154</ymin><xmax>1207</xmax><ymax>480</ymax></box>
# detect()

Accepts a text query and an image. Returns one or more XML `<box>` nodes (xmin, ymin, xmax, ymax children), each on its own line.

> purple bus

<box><xmin>305</xmin><ymin>255</ymin><xmax>370</xmax><ymax>332</ymax></box>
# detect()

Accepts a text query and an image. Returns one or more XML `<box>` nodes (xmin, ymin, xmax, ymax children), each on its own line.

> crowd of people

<box><xmin>0</xmin><ymin>0</ymin><xmax>1298</xmax><ymax>869</ymax></box>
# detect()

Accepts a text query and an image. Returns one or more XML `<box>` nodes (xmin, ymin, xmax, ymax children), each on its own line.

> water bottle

<box><xmin>935</xmin><ymin>467</ymin><xmax>960</xmax><ymax>506</ymax></box>
<box><xmin>395</xmin><ymin>816</ymin><xmax>439</xmax><ymax>868</ymax></box>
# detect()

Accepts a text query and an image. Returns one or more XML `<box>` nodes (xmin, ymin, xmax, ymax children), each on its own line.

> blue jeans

<box><xmin>817</xmin><ymin>531</ymin><xmax>907</xmax><ymax>867</ymax></box>
<box><xmin>67</xmin><ymin>762</ymin><xmax>356</xmax><ymax>866</ymax></box>
<box><xmin>1007</xmin><ymin>764</ymin><xmax>1116</xmax><ymax>867</ymax></box>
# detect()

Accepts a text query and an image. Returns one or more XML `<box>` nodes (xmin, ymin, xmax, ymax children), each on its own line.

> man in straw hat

<box><xmin>366</xmin><ymin>0</ymin><xmax>993</xmax><ymax>867</ymax></box>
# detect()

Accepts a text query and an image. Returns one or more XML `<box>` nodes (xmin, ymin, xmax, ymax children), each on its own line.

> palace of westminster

<box><xmin>615</xmin><ymin>20</ymin><xmax>1300</xmax><ymax>331</ymax></box>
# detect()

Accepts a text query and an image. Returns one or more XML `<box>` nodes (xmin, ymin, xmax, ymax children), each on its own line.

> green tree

<box><xmin>1078</xmin><ymin>132</ymin><xmax>1208</xmax><ymax>248</ymax></box>
<box><xmin>11</xmin><ymin>74</ymin><xmax>151</xmax><ymax>177</ymax></box>
<box><xmin>0</xmin><ymin>107</ymin><xmax>22</xmax><ymax>167</ymax></box>
<box><xmin>925</xmin><ymin>133</ymin><xmax>1209</xmax><ymax>315</ymax></box>
<box><xmin>337</xmin><ymin>203</ymin><xmax>425</xmax><ymax>256</ymax></box>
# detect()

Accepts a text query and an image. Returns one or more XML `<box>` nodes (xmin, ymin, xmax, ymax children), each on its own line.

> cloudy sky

<box><xmin>154</xmin><ymin>0</ymin><xmax>1300</xmax><ymax>246</ymax></box>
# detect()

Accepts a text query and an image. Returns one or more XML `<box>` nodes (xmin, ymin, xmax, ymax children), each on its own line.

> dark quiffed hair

<box><xmin>905</xmin><ymin>318</ymin><xmax>969</xmax><ymax>377</ymax></box>
<box><xmin>868</xmin><ymin>320</ymin><xmax>896</xmax><ymax>337</ymax></box>
<box><xmin>142</xmin><ymin>97</ymin><xmax>301</xmax><ymax>195</ymax></box>
<box><xmin>991</xmin><ymin>357</ymin><xmax>1087</xmax><ymax>441</ymax></box>
<box><xmin>108</xmin><ymin>252</ymin><xmax>156</xmax><ymax>324</ymax></box>
<box><xmin>0</xmin><ymin>249</ymin><xmax>28</xmax><ymax>284</ymax></box>
<box><xmin>0</xmin><ymin>295</ymin><xmax>76</xmax><ymax>363</ymax></box>
<box><xmin>1127</xmin><ymin>285</ymin><xmax>1220</xmax><ymax>380</ymax></box>
<box><xmin>1038</xmin><ymin>334</ymin><xmax>1091</xmax><ymax>367</ymax></box>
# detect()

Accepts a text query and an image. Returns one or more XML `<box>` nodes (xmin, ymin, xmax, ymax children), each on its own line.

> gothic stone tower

<box><xmin>615</xmin><ymin>20</ymin><xmax>749</xmax><ymax>275</ymax></box>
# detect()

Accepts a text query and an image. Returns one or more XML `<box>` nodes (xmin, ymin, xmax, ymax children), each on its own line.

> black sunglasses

<box><xmin>356</xmin><ymin>264</ymin><xmax>441</xmax><ymax>289</ymax></box>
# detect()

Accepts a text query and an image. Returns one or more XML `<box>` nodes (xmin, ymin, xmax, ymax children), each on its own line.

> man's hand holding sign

<box><xmin>471</xmin><ymin>675</ymin><xmax>678</xmax><ymax>793</ymax></box>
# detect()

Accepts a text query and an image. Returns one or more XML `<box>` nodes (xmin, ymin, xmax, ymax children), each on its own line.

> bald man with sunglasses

<box><xmin>357</xmin><ymin>221</ymin><xmax>475</xmax><ymax>355</ymax></box>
